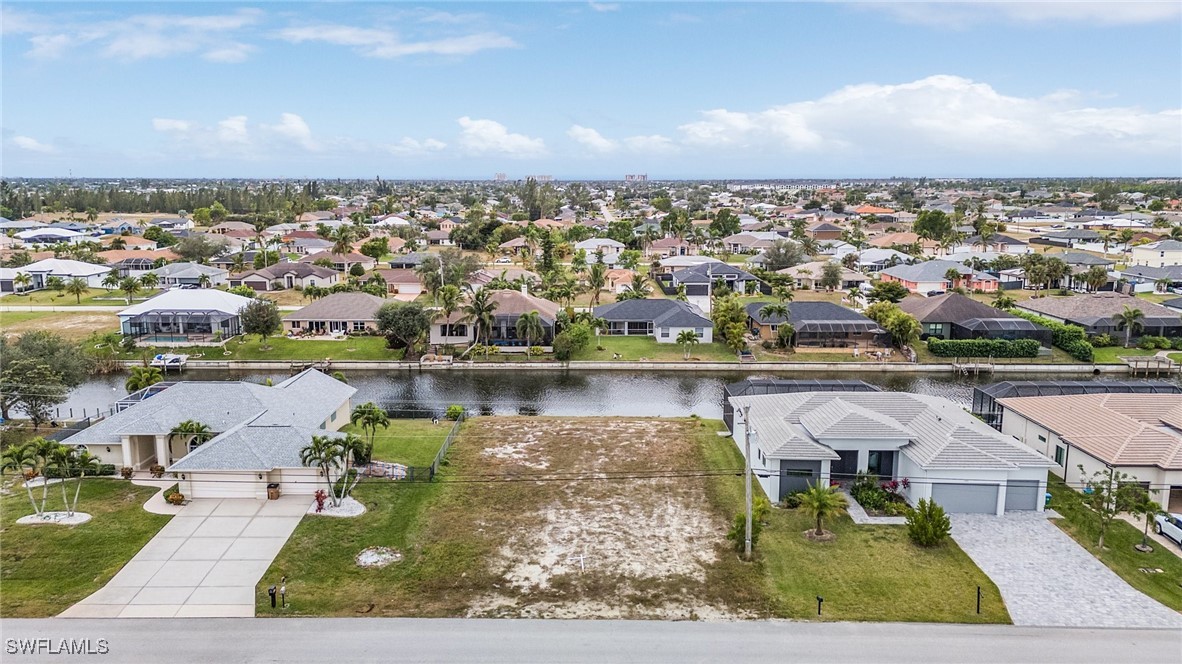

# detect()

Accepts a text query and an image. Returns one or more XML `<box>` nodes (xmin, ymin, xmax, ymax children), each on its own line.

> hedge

<box><xmin>43</xmin><ymin>463</ymin><xmax>117</xmax><ymax>478</ymax></box>
<box><xmin>1010</xmin><ymin>310</ymin><xmax>1094</xmax><ymax>362</ymax></box>
<box><xmin>927</xmin><ymin>338</ymin><xmax>1041</xmax><ymax>358</ymax></box>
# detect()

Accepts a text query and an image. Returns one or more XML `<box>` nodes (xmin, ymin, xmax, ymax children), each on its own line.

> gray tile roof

<box><xmin>729</xmin><ymin>392</ymin><xmax>1052</xmax><ymax>471</ymax></box>
<box><xmin>282</xmin><ymin>292</ymin><xmax>385</xmax><ymax>322</ymax></box>
<box><xmin>169</xmin><ymin>420</ymin><xmax>342</xmax><ymax>472</ymax></box>
<box><xmin>1016</xmin><ymin>292</ymin><xmax>1180</xmax><ymax>325</ymax></box>
<box><xmin>881</xmin><ymin>259</ymin><xmax>998</xmax><ymax>283</ymax></box>
<box><xmin>594</xmin><ymin>299</ymin><xmax>712</xmax><ymax>328</ymax></box>
<box><xmin>64</xmin><ymin>369</ymin><xmax>355</xmax><ymax>469</ymax></box>
<box><xmin>670</xmin><ymin>262</ymin><xmax>758</xmax><ymax>285</ymax></box>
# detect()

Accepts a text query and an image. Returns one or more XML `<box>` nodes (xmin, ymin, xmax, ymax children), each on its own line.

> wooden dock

<box><xmin>1121</xmin><ymin>356</ymin><xmax>1179</xmax><ymax>377</ymax></box>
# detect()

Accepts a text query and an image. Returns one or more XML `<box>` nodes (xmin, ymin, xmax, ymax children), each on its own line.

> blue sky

<box><xmin>3</xmin><ymin>1</ymin><xmax>1181</xmax><ymax>178</ymax></box>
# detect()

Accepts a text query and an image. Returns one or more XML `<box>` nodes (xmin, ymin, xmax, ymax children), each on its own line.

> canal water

<box><xmin>57</xmin><ymin>368</ymin><xmax>1126</xmax><ymax>421</ymax></box>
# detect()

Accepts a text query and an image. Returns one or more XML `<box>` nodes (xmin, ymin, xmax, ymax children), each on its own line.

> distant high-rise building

<box><xmin>494</xmin><ymin>173</ymin><xmax>507</xmax><ymax>181</ymax></box>
<box><xmin>526</xmin><ymin>175</ymin><xmax>554</xmax><ymax>182</ymax></box>
<box><xmin>624</xmin><ymin>174</ymin><xmax>648</xmax><ymax>182</ymax></box>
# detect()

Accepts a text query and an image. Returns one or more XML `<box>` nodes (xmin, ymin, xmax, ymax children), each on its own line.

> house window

<box><xmin>660</xmin><ymin>328</ymin><xmax>669</xmax><ymax>338</ymax></box>
<box><xmin>694</xmin><ymin>327</ymin><xmax>703</xmax><ymax>336</ymax></box>
<box><xmin>1037</xmin><ymin>434</ymin><xmax>1047</xmax><ymax>443</ymax></box>
<box><xmin>291</xmin><ymin>321</ymin><xmax>301</xmax><ymax>329</ymax></box>
<box><xmin>1054</xmin><ymin>446</ymin><xmax>1065</xmax><ymax>465</ymax></box>
<box><xmin>330</xmin><ymin>411</ymin><xmax>337</xmax><ymax>422</ymax></box>
<box><xmin>352</xmin><ymin>321</ymin><xmax>366</xmax><ymax>332</ymax></box>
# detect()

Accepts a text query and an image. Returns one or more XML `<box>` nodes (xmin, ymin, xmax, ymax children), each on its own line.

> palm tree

<box><xmin>125</xmin><ymin>366</ymin><xmax>164</xmax><ymax>392</ymax></box>
<box><xmin>1114</xmin><ymin>306</ymin><xmax>1145</xmax><ymax>348</ymax></box>
<box><xmin>1</xmin><ymin>443</ymin><xmax>42</xmax><ymax>516</ymax></box>
<box><xmin>109</xmin><ymin>236</ymin><xmax>127</xmax><ymax>250</ymax></box>
<box><xmin>438</xmin><ymin>284</ymin><xmax>462</xmax><ymax>335</ymax></box>
<box><xmin>516</xmin><ymin>311</ymin><xmax>545</xmax><ymax>348</ymax></box>
<box><xmin>336</xmin><ymin>433</ymin><xmax>367</xmax><ymax>501</ymax></box>
<box><xmin>13</xmin><ymin>272</ymin><xmax>32</xmax><ymax>293</ymax></box>
<box><xmin>169</xmin><ymin>420</ymin><xmax>213</xmax><ymax>459</ymax></box>
<box><xmin>101</xmin><ymin>270</ymin><xmax>119</xmax><ymax>293</ymax></box>
<box><xmin>350</xmin><ymin>402</ymin><xmax>389</xmax><ymax>462</ymax></box>
<box><xmin>63</xmin><ymin>277</ymin><xmax>89</xmax><ymax>303</ymax></box>
<box><xmin>615</xmin><ymin>281</ymin><xmax>653</xmax><ymax>302</ymax></box>
<box><xmin>798</xmin><ymin>480</ymin><xmax>848</xmax><ymax>538</ymax></box>
<box><xmin>1154</xmin><ymin>277</ymin><xmax>1172</xmax><ymax>294</ymax></box>
<box><xmin>300</xmin><ymin>435</ymin><xmax>344</xmax><ymax>506</ymax></box>
<box><xmin>231</xmin><ymin>252</ymin><xmax>247</xmax><ymax>274</ymax></box>
<box><xmin>773</xmin><ymin>285</ymin><xmax>795</xmax><ymax>303</ymax></box>
<box><xmin>676</xmin><ymin>329</ymin><xmax>699</xmax><ymax>360</ymax></box>
<box><xmin>758</xmin><ymin>303</ymin><xmax>789</xmax><ymax>322</ymax></box>
<box><xmin>197</xmin><ymin>273</ymin><xmax>212</xmax><ymax>289</ymax></box>
<box><xmin>586</xmin><ymin>262</ymin><xmax>607</xmax><ymax>307</ymax></box>
<box><xmin>944</xmin><ymin>267</ymin><xmax>962</xmax><ymax>291</ymax></box>
<box><xmin>118</xmin><ymin>277</ymin><xmax>140</xmax><ymax>304</ymax></box>
<box><xmin>330</xmin><ymin>226</ymin><xmax>354</xmax><ymax>255</ymax></box>
<box><xmin>991</xmin><ymin>291</ymin><xmax>1016</xmax><ymax>310</ymax></box>
<box><xmin>462</xmin><ymin>288</ymin><xmax>499</xmax><ymax>347</ymax></box>
<box><xmin>140</xmin><ymin>272</ymin><xmax>159</xmax><ymax>290</ymax></box>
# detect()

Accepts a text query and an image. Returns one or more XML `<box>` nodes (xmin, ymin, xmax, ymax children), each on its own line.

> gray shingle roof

<box><xmin>881</xmin><ymin>259</ymin><xmax>998</xmax><ymax>283</ymax></box>
<box><xmin>670</xmin><ymin>262</ymin><xmax>758</xmax><ymax>285</ymax></box>
<box><xmin>169</xmin><ymin>420</ymin><xmax>342</xmax><ymax>472</ymax></box>
<box><xmin>729</xmin><ymin>391</ymin><xmax>1052</xmax><ymax>471</ymax></box>
<box><xmin>594</xmin><ymin>299</ymin><xmax>712</xmax><ymax>328</ymax></box>
<box><xmin>282</xmin><ymin>292</ymin><xmax>385</xmax><ymax>322</ymax></box>
<box><xmin>1016</xmin><ymin>292</ymin><xmax>1180</xmax><ymax>325</ymax></box>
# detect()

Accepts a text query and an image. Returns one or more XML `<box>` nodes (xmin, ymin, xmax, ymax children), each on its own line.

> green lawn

<box><xmin>1047</xmin><ymin>477</ymin><xmax>1182</xmax><ymax>612</ymax></box>
<box><xmin>5</xmin><ymin>289</ymin><xmax>162</xmax><ymax>307</ymax></box>
<box><xmin>912</xmin><ymin>343</ymin><xmax>1078</xmax><ymax>365</ymax></box>
<box><xmin>1091</xmin><ymin>346</ymin><xmax>1160</xmax><ymax>364</ymax></box>
<box><xmin>700</xmin><ymin>426</ymin><xmax>1010</xmax><ymax>623</ymax></box>
<box><xmin>342</xmin><ymin>419</ymin><xmax>451</xmax><ymax>467</ymax></box>
<box><xmin>0</xmin><ymin>480</ymin><xmax>170</xmax><ymax>617</ymax></box>
<box><xmin>125</xmin><ymin>335</ymin><xmax>405</xmax><ymax>362</ymax></box>
<box><xmin>571</xmin><ymin>335</ymin><xmax>738</xmax><ymax>362</ymax></box>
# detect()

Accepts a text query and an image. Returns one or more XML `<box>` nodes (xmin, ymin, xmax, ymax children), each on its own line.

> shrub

<box><xmin>906</xmin><ymin>498</ymin><xmax>952</xmax><ymax>546</ymax></box>
<box><xmin>445</xmin><ymin>404</ymin><xmax>465</xmax><ymax>420</ymax></box>
<box><xmin>120</xmin><ymin>466</ymin><xmax>134</xmax><ymax>479</ymax></box>
<box><xmin>761</xmin><ymin>340</ymin><xmax>775</xmax><ymax>350</ymax></box>
<box><xmin>1010</xmin><ymin>310</ymin><xmax>1093</xmax><ymax>361</ymax></box>
<box><xmin>883</xmin><ymin>502</ymin><xmax>910</xmax><ymax>516</ymax></box>
<box><xmin>166</xmin><ymin>491</ymin><xmax>186</xmax><ymax>505</ymax></box>
<box><xmin>1172</xmin><ymin>337</ymin><xmax>1182</xmax><ymax>351</ymax></box>
<box><xmin>726</xmin><ymin>511</ymin><xmax>763</xmax><ymax>553</ymax></box>
<box><xmin>782</xmin><ymin>493</ymin><xmax>802</xmax><ymax>509</ymax></box>
<box><xmin>1138</xmin><ymin>337</ymin><xmax>1157</xmax><ymax>350</ymax></box>
<box><xmin>926</xmin><ymin>337</ymin><xmax>1040</xmax><ymax>358</ymax></box>
<box><xmin>1090</xmin><ymin>333</ymin><xmax>1118</xmax><ymax>348</ymax></box>
<box><xmin>44</xmin><ymin>463</ymin><xmax>117</xmax><ymax>478</ymax></box>
<box><xmin>528</xmin><ymin>346</ymin><xmax>544</xmax><ymax>356</ymax></box>
<box><xmin>314</xmin><ymin>489</ymin><xmax>328</xmax><ymax>513</ymax></box>
<box><xmin>149</xmin><ymin>464</ymin><xmax>165</xmax><ymax>478</ymax></box>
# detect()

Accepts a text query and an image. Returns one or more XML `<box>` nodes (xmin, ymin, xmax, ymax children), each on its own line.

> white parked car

<box><xmin>1153</xmin><ymin>512</ymin><xmax>1182</xmax><ymax>546</ymax></box>
<box><xmin>494</xmin><ymin>257</ymin><xmax>512</xmax><ymax>264</ymax></box>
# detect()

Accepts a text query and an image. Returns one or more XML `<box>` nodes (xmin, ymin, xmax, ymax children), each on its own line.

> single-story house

<box><xmin>229</xmin><ymin>263</ymin><xmax>339</xmax><ymax>291</ymax></box>
<box><xmin>98</xmin><ymin>250</ymin><xmax>180</xmax><ymax>276</ymax></box>
<box><xmin>431</xmin><ymin>289</ymin><xmax>561</xmax><ymax>348</ymax></box>
<box><xmin>389</xmin><ymin>252</ymin><xmax>429</xmax><ymax>269</ymax></box>
<box><xmin>730</xmin><ymin>391</ymin><xmax>1053</xmax><ymax>513</ymax></box>
<box><xmin>806</xmin><ymin>222</ymin><xmax>844</xmax><ymax>241</ymax></box>
<box><xmin>298</xmin><ymin>251</ymin><xmax>376</xmax><ymax>273</ymax></box>
<box><xmin>880</xmin><ymin>259</ymin><xmax>999</xmax><ymax>294</ymax></box>
<box><xmin>15</xmin><ymin>227</ymin><xmax>88</xmax><ymax>245</ymax></box>
<box><xmin>777</xmin><ymin>260</ymin><xmax>867</xmax><ymax>290</ymax></box>
<box><xmin>100</xmin><ymin>235</ymin><xmax>158</xmax><ymax>250</ymax></box>
<box><xmin>655</xmin><ymin>255</ymin><xmax>724</xmax><ymax>275</ymax></box>
<box><xmin>722</xmin><ymin>231</ymin><xmax>782</xmax><ymax>254</ymax></box>
<box><xmin>1015</xmin><ymin>292</ymin><xmax>1182</xmax><ymax>337</ymax></box>
<box><xmin>149</xmin><ymin>262</ymin><xmax>229</xmax><ymax>287</ymax></box>
<box><xmin>283</xmin><ymin>291</ymin><xmax>385</xmax><ymax>335</ymax></box>
<box><xmin>853</xmin><ymin>248</ymin><xmax>914</xmax><ymax>273</ymax></box>
<box><xmin>20</xmin><ymin>258</ymin><xmax>111</xmax><ymax>289</ymax></box>
<box><xmin>499</xmin><ymin>236</ymin><xmax>530</xmax><ymax>255</ymax></box>
<box><xmin>0</xmin><ymin>267</ymin><xmax>29</xmax><ymax>294</ymax></box>
<box><xmin>954</xmin><ymin>233</ymin><xmax>1030</xmax><ymax>255</ymax></box>
<box><xmin>998</xmin><ymin>393</ymin><xmax>1182</xmax><ymax>511</ymax></box>
<box><xmin>897</xmin><ymin>293</ymin><xmax>1051</xmax><ymax>345</ymax></box>
<box><xmin>469</xmin><ymin>268</ymin><xmax>540</xmax><ymax>291</ymax></box>
<box><xmin>575</xmin><ymin>238</ymin><xmax>626</xmax><ymax>254</ymax></box>
<box><xmin>61</xmin><ymin>369</ymin><xmax>354</xmax><ymax>499</ymax></box>
<box><xmin>287</xmin><ymin>237</ymin><xmax>335</xmax><ymax>255</ymax></box>
<box><xmin>645</xmin><ymin>237</ymin><xmax>694</xmax><ymax>258</ymax></box>
<box><xmin>594</xmin><ymin>298</ymin><xmax>714</xmax><ymax>343</ymax></box>
<box><xmin>208</xmin><ymin>221</ymin><xmax>257</xmax><ymax>234</ymax></box>
<box><xmin>119</xmin><ymin>289</ymin><xmax>254</xmax><ymax>342</ymax></box>
<box><xmin>1120</xmin><ymin>264</ymin><xmax>1182</xmax><ymax>293</ymax></box>
<box><xmin>604</xmin><ymin>268</ymin><xmax>635</xmax><ymax>294</ymax></box>
<box><xmin>373</xmin><ymin>268</ymin><xmax>424</xmax><ymax>299</ymax></box>
<box><xmin>425</xmin><ymin>230</ymin><xmax>453</xmax><ymax>246</ymax></box>
<box><xmin>745</xmin><ymin>301</ymin><xmax>885</xmax><ymax>347</ymax></box>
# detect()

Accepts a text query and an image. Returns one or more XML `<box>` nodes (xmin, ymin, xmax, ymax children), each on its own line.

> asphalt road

<box><xmin>3</xmin><ymin>619</ymin><xmax>1180</xmax><ymax>663</ymax></box>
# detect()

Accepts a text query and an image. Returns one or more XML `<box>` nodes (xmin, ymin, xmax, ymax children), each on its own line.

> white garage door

<box><xmin>187</xmin><ymin>473</ymin><xmax>259</xmax><ymax>499</ymax></box>
<box><xmin>931</xmin><ymin>483</ymin><xmax>998</xmax><ymax>514</ymax></box>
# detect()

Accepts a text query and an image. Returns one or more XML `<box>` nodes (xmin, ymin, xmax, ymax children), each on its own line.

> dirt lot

<box><xmin>423</xmin><ymin>417</ymin><xmax>763</xmax><ymax>619</ymax></box>
<box><xmin>0</xmin><ymin>312</ymin><xmax>118</xmax><ymax>341</ymax></box>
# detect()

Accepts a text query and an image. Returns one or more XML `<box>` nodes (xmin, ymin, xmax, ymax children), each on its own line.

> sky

<box><xmin>2</xmin><ymin>1</ymin><xmax>1181</xmax><ymax>179</ymax></box>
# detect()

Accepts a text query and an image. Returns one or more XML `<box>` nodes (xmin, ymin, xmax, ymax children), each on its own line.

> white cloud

<box><xmin>151</xmin><ymin>118</ymin><xmax>192</xmax><ymax>133</ymax></box>
<box><xmin>263</xmin><ymin>113</ymin><xmax>317</xmax><ymax>150</ymax></box>
<box><xmin>567</xmin><ymin>125</ymin><xmax>619</xmax><ymax>154</ymax></box>
<box><xmin>216</xmin><ymin>116</ymin><xmax>250</xmax><ymax>145</ymax></box>
<box><xmin>12</xmin><ymin>136</ymin><xmax>56</xmax><ymax>153</ymax></box>
<box><xmin>623</xmin><ymin>134</ymin><xmax>678</xmax><ymax>154</ymax></box>
<box><xmin>674</xmin><ymin>75</ymin><xmax>1181</xmax><ymax>160</ymax></box>
<box><xmin>457</xmin><ymin>117</ymin><xmax>546</xmax><ymax>157</ymax></box>
<box><xmin>588</xmin><ymin>2</ymin><xmax>621</xmax><ymax>12</ymax></box>
<box><xmin>10</xmin><ymin>8</ymin><xmax>263</xmax><ymax>62</ymax></box>
<box><xmin>388</xmin><ymin>138</ymin><xmax>448</xmax><ymax>156</ymax></box>
<box><xmin>857</xmin><ymin>1</ymin><xmax>1181</xmax><ymax>28</ymax></box>
<box><xmin>276</xmin><ymin>24</ymin><xmax>517</xmax><ymax>58</ymax></box>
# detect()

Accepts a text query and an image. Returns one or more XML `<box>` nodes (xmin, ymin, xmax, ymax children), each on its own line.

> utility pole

<box><xmin>743</xmin><ymin>404</ymin><xmax>753</xmax><ymax>561</ymax></box>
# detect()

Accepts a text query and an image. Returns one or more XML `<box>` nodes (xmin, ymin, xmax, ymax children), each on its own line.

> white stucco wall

<box><xmin>654</xmin><ymin>325</ymin><xmax>714</xmax><ymax>344</ymax></box>
<box><xmin>731</xmin><ymin>420</ymin><xmax>777</xmax><ymax>502</ymax></box>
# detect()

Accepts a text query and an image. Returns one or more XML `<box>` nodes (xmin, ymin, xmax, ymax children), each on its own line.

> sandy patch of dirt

<box><xmin>2</xmin><ymin>313</ymin><xmax>118</xmax><ymax>341</ymax></box>
<box><xmin>449</xmin><ymin>417</ymin><xmax>743</xmax><ymax>620</ymax></box>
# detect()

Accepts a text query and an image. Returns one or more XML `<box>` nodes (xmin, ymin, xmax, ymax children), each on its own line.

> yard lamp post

<box><xmin>743</xmin><ymin>404</ymin><xmax>753</xmax><ymax>561</ymax></box>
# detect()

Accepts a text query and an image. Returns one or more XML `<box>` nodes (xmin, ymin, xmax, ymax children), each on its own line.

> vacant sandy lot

<box><xmin>1</xmin><ymin>312</ymin><xmax>118</xmax><ymax>341</ymax></box>
<box><xmin>429</xmin><ymin>417</ymin><xmax>751</xmax><ymax>620</ymax></box>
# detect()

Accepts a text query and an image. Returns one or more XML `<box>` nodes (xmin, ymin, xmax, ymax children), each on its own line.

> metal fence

<box><xmin>430</xmin><ymin>412</ymin><xmax>465</xmax><ymax>477</ymax></box>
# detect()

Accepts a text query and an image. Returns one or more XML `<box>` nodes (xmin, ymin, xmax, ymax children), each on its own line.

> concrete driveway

<box><xmin>60</xmin><ymin>497</ymin><xmax>307</xmax><ymax>618</ymax></box>
<box><xmin>950</xmin><ymin>512</ymin><xmax>1182</xmax><ymax>628</ymax></box>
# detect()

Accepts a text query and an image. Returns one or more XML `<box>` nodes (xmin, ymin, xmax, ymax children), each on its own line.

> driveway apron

<box><xmin>60</xmin><ymin>497</ymin><xmax>306</xmax><ymax>618</ymax></box>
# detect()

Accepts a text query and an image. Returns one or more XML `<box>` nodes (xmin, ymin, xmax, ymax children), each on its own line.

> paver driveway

<box><xmin>60</xmin><ymin>496</ymin><xmax>307</xmax><ymax>618</ymax></box>
<box><xmin>950</xmin><ymin>512</ymin><xmax>1182</xmax><ymax>628</ymax></box>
